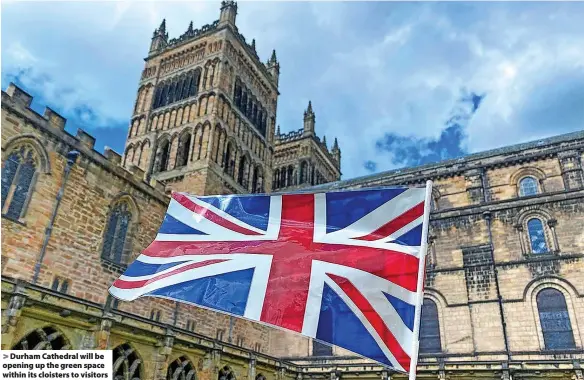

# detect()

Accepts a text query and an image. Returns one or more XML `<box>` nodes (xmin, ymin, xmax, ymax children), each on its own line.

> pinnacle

<box><xmin>251</xmin><ymin>39</ymin><xmax>256</xmax><ymax>50</ymax></box>
<box><xmin>307</xmin><ymin>100</ymin><xmax>313</xmax><ymax>113</ymax></box>
<box><xmin>333</xmin><ymin>137</ymin><xmax>339</xmax><ymax>150</ymax></box>
<box><xmin>323</xmin><ymin>135</ymin><xmax>327</xmax><ymax>147</ymax></box>
<box><xmin>158</xmin><ymin>18</ymin><xmax>167</xmax><ymax>33</ymax></box>
<box><xmin>187</xmin><ymin>21</ymin><xmax>193</xmax><ymax>32</ymax></box>
<box><xmin>270</xmin><ymin>49</ymin><xmax>277</xmax><ymax>62</ymax></box>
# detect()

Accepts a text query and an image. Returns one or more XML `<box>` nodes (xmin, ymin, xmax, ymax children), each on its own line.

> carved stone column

<box><xmin>248</xmin><ymin>357</ymin><xmax>256</xmax><ymax>380</ymax></box>
<box><xmin>547</xmin><ymin>218</ymin><xmax>560</xmax><ymax>253</ymax></box>
<box><xmin>95</xmin><ymin>315</ymin><xmax>114</xmax><ymax>350</ymax></box>
<box><xmin>153</xmin><ymin>329</ymin><xmax>175</xmax><ymax>380</ymax></box>
<box><xmin>0</xmin><ymin>280</ymin><xmax>27</xmax><ymax>349</ymax></box>
<box><xmin>515</xmin><ymin>224</ymin><xmax>526</xmax><ymax>256</ymax></box>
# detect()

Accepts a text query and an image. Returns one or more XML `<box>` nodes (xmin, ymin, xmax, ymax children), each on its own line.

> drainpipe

<box><xmin>32</xmin><ymin>150</ymin><xmax>80</xmax><ymax>285</ymax></box>
<box><xmin>480</xmin><ymin>168</ymin><xmax>510</xmax><ymax>358</ymax></box>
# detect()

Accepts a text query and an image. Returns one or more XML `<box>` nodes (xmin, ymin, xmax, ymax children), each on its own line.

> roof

<box><xmin>307</xmin><ymin>129</ymin><xmax>584</xmax><ymax>191</ymax></box>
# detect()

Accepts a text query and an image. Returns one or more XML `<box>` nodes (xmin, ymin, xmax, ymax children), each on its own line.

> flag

<box><xmin>109</xmin><ymin>185</ymin><xmax>432</xmax><ymax>373</ymax></box>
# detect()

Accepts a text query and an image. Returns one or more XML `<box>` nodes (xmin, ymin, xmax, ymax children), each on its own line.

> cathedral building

<box><xmin>1</xmin><ymin>2</ymin><xmax>583</xmax><ymax>380</ymax></box>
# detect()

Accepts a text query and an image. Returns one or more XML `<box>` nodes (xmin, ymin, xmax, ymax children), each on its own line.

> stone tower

<box><xmin>273</xmin><ymin>101</ymin><xmax>341</xmax><ymax>191</ymax></box>
<box><xmin>123</xmin><ymin>0</ymin><xmax>280</xmax><ymax>195</ymax></box>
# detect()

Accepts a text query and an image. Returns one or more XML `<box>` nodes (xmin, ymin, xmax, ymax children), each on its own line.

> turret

<box><xmin>267</xmin><ymin>49</ymin><xmax>280</xmax><ymax>86</ymax></box>
<box><xmin>332</xmin><ymin>137</ymin><xmax>341</xmax><ymax>168</ymax></box>
<box><xmin>219</xmin><ymin>1</ymin><xmax>238</xmax><ymax>26</ymax></box>
<box><xmin>303</xmin><ymin>101</ymin><xmax>315</xmax><ymax>136</ymax></box>
<box><xmin>150</xmin><ymin>19</ymin><xmax>168</xmax><ymax>53</ymax></box>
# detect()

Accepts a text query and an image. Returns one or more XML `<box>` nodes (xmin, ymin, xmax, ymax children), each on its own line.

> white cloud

<box><xmin>1</xmin><ymin>1</ymin><xmax>583</xmax><ymax>179</ymax></box>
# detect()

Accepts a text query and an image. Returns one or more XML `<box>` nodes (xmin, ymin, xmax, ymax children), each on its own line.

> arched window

<box><xmin>182</xmin><ymin>77</ymin><xmax>192</xmax><ymax>99</ymax></box>
<box><xmin>287</xmin><ymin>165</ymin><xmax>294</xmax><ymax>187</ymax></box>
<box><xmin>167</xmin><ymin>82</ymin><xmax>176</xmax><ymax>104</ymax></box>
<box><xmin>153</xmin><ymin>86</ymin><xmax>163</xmax><ymax>109</ymax></box>
<box><xmin>190</xmin><ymin>70</ymin><xmax>200</xmax><ymax>97</ymax></box>
<box><xmin>167</xmin><ymin>356</ymin><xmax>195</xmax><ymax>380</ymax></box>
<box><xmin>224</xmin><ymin>143</ymin><xmax>235</xmax><ymax>177</ymax></box>
<box><xmin>173</xmin><ymin>80</ymin><xmax>182</xmax><ymax>103</ymax></box>
<box><xmin>419</xmin><ymin>298</ymin><xmax>441</xmax><ymax>354</ymax></box>
<box><xmin>155</xmin><ymin>140</ymin><xmax>171</xmax><ymax>173</ymax></box>
<box><xmin>519</xmin><ymin>176</ymin><xmax>539</xmax><ymax>197</ymax></box>
<box><xmin>12</xmin><ymin>326</ymin><xmax>69</xmax><ymax>350</ymax></box>
<box><xmin>238</xmin><ymin>156</ymin><xmax>249</xmax><ymax>188</ymax></box>
<box><xmin>536</xmin><ymin>288</ymin><xmax>576</xmax><ymax>350</ymax></box>
<box><xmin>217</xmin><ymin>366</ymin><xmax>235</xmax><ymax>380</ymax></box>
<box><xmin>527</xmin><ymin>218</ymin><xmax>548</xmax><ymax>254</ymax></box>
<box><xmin>176</xmin><ymin>134</ymin><xmax>191</xmax><ymax>168</ymax></box>
<box><xmin>102</xmin><ymin>202</ymin><xmax>132</xmax><ymax>264</ymax></box>
<box><xmin>299</xmin><ymin>161</ymin><xmax>308</xmax><ymax>184</ymax></box>
<box><xmin>273</xmin><ymin>169</ymin><xmax>280</xmax><ymax>190</ymax></box>
<box><xmin>2</xmin><ymin>146</ymin><xmax>39</xmax><ymax>220</ymax></box>
<box><xmin>234</xmin><ymin>83</ymin><xmax>242</xmax><ymax>108</ymax></box>
<box><xmin>112</xmin><ymin>343</ymin><xmax>143</xmax><ymax>380</ymax></box>
<box><xmin>241</xmin><ymin>91</ymin><xmax>248</xmax><ymax>114</ymax></box>
<box><xmin>255</xmin><ymin>167</ymin><xmax>264</xmax><ymax>194</ymax></box>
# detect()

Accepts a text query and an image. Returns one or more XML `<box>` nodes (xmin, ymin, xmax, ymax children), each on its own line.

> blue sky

<box><xmin>2</xmin><ymin>1</ymin><xmax>583</xmax><ymax>180</ymax></box>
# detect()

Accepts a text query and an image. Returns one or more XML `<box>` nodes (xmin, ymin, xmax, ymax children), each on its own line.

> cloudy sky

<box><xmin>2</xmin><ymin>1</ymin><xmax>583</xmax><ymax>180</ymax></box>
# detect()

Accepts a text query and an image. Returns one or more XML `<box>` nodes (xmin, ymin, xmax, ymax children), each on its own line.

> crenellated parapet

<box><xmin>1</xmin><ymin>83</ymin><xmax>168</xmax><ymax>202</ymax></box>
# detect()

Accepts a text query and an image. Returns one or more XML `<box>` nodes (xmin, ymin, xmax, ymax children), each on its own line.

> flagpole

<box><xmin>408</xmin><ymin>180</ymin><xmax>433</xmax><ymax>380</ymax></box>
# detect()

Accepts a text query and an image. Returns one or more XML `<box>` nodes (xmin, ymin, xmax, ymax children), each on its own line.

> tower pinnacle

<box><xmin>303</xmin><ymin>101</ymin><xmax>315</xmax><ymax>136</ymax></box>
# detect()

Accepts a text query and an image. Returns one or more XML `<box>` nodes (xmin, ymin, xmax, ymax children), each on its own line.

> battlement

<box><xmin>275</xmin><ymin>128</ymin><xmax>305</xmax><ymax>143</ymax></box>
<box><xmin>167</xmin><ymin>20</ymin><xmax>220</xmax><ymax>50</ymax></box>
<box><xmin>148</xmin><ymin>3</ymin><xmax>279</xmax><ymax>90</ymax></box>
<box><xmin>1</xmin><ymin>83</ymin><xmax>168</xmax><ymax>202</ymax></box>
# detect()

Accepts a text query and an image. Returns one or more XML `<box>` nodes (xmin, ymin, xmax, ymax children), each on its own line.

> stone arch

<box><xmin>510</xmin><ymin>166</ymin><xmax>546</xmax><ymax>196</ymax></box>
<box><xmin>252</xmin><ymin>163</ymin><xmax>264</xmax><ymax>194</ymax></box>
<box><xmin>217</xmin><ymin>366</ymin><xmax>236</xmax><ymax>380</ymax></box>
<box><xmin>238</xmin><ymin>152</ymin><xmax>252</xmax><ymax>189</ymax></box>
<box><xmin>524</xmin><ymin>277</ymin><xmax>582</xmax><ymax>350</ymax></box>
<box><xmin>176</xmin><ymin>129</ymin><xmax>193</xmax><ymax>168</ymax></box>
<box><xmin>192</xmin><ymin>123</ymin><xmax>204</xmax><ymax>161</ymax></box>
<box><xmin>123</xmin><ymin>144</ymin><xmax>135</xmax><ymax>167</ymax></box>
<box><xmin>100</xmin><ymin>193</ymin><xmax>140</xmax><ymax>266</ymax></box>
<box><xmin>1</xmin><ymin>137</ymin><xmax>52</xmax><ymax>219</ymax></box>
<box><xmin>12</xmin><ymin>326</ymin><xmax>71</xmax><ymax>350</ymax></box>
<box><xmin>112</xmin><ymin>343</ymin><xmax>143</xmax><ymax>380</ymax></box>
<box><xmin>167</xmin><ymin>356</ymin><xmax>196</xmax><ymax>380</ymax></box>
<box><xmin>154</xmin><ymin>135</ymin><xmax>172</xmax><ymax>173</ymax></box>
<box><xmin>2</xmin><ymin>134</ymin><xmax>51</xmax><ymax>174</ymax></box>
<box><xmin>420</xmin><ymin>288</ymin><xmax>448</xmax><ymax>354</ymax></box>
<box><xmin>514</xmin><ymin>207</ymin><xmax>558</xmax><ymax>255</ymax></box>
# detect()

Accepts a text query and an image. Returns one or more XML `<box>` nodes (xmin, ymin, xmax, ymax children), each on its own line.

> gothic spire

<box><xmin>276</xmin><ymin>125</ymin><xmax>281</xmax><ymax>136</ymax></box>
<box><xmin>187</xmin><ymin>21</ymin><xmax>193</xmax><ymax>33</ymax></box>
<box><xmin>268</xmin><ymin>49</ymin><xmax>278</xmax><ymax>66</ymax></box>
<box><xmin>158</xmin><ymin>19</ymin><xmax>167</xmax><ymax>34</ymax></box>
<box><xmin>251</xmin><ymin>39</ymin><xmax>256</xmax><ymax>51</ymax></box>
<box><xmin>333</xmin><ymin>137</ymin><xmax>339</xmax><ymax>150</ymax></box>
<box><xmin>322</xmin><ymin>135</ymin><xmax>327</xmax><ymax>147</ymax></box>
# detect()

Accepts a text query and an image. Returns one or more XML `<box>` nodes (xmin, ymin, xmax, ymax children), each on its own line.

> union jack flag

<box><xmin>109</xmin><ymin>186</ymin><xmax>432</xmax><ymax>373</ymax></box>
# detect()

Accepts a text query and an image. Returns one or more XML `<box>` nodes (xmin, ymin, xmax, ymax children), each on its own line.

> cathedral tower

<box><xmin>123</xmin><ymin>1</ymin><xmax>280</xmax><ymax>195</ymax></box>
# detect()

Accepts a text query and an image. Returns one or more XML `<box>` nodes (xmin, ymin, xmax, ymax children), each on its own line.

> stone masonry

<box><xmin>2</xmin><ymin>1</ymin><xmax>583</xmax><ymax>379</ymax></box>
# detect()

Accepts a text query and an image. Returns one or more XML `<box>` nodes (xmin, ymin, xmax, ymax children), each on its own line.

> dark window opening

<box><xmin>537</xmin><ymin>288</ymin><xmax>576</xmax><ymax>350</ymax></box>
